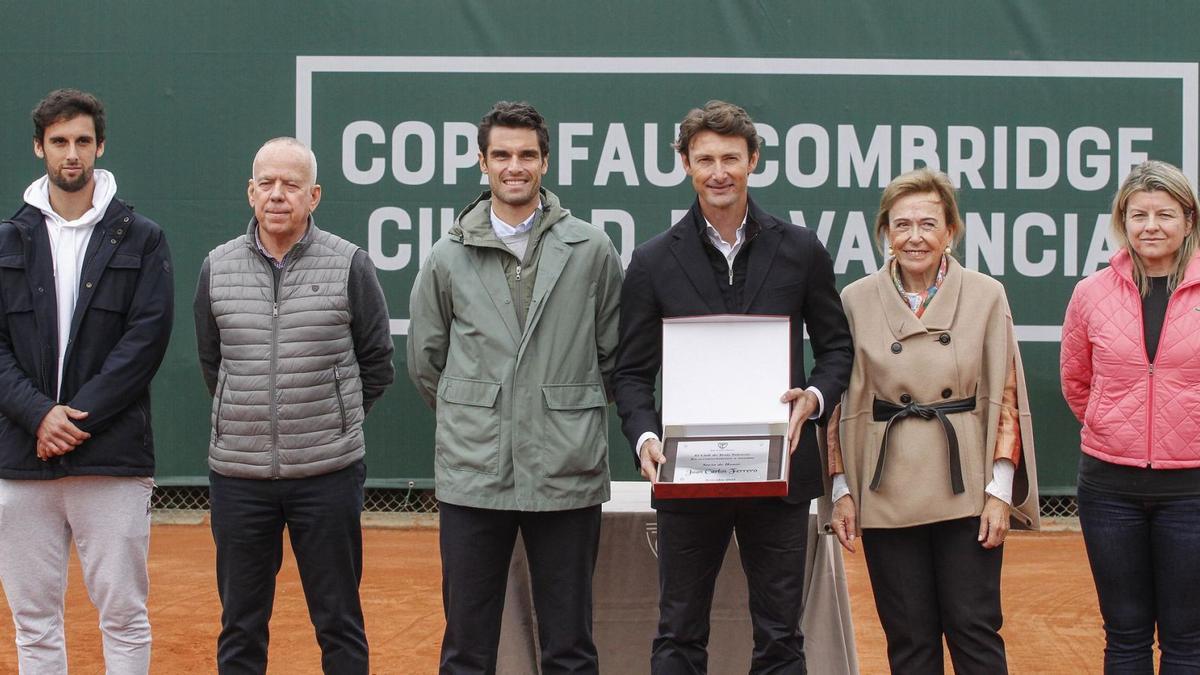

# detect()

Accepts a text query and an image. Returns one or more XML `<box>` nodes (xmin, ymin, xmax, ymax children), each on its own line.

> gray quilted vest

<box><xmin>206</xmin><ymin>222</ymin><xmax>365</xmax><ymax>479</ymax></box>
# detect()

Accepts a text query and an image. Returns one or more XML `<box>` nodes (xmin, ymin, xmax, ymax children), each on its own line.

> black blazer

<box><xmin>612</xmin><ymin>197</ymin><xmax>853</xmax><ymax>510</ymax></box>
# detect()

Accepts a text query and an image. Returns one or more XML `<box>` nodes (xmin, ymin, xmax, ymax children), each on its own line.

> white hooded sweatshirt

<box><xmin>22</xmin><ymin>169</ymin><xmax>118</xmax><ymax>399</ymax></box>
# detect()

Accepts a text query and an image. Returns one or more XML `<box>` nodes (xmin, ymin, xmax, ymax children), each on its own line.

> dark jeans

<box><xmin>1077</xmin><ymin>484</ymin><xmax>1200</xmax><ymax>674</ymax></box>
<box><xmin>438</xmin><ymin>502</ymin><xmax>602</xmax><ymax>675</ymax></box>
<box><xmin>652</xmin><ymin>499</ymin><xmax>809</xmax><ymax>675</ymax></box>
<box><xmin>209</xmin><ymin>461</ymin><xmax>368</xmax><ymax>675</ymax></box>
<box><xmin>861</xmin><ymin>517</ymin><xmax>1006</xmax><ymax>675</ymax></box>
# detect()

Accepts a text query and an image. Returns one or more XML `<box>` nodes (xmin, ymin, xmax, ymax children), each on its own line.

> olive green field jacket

<box><xmin>406</xmin><ymin>189</ymin><xmax>623</xmax><ymax>511</ymax></box>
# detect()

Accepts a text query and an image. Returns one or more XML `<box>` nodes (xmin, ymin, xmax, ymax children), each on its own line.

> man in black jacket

<box><xmin>613</xmin><ymin>100</ymin><xmax>852</xmax><ymax>674</ymax></box>
<box><xmin>0</xmin><ymin>89</ymin><xmax>174</xmax><ymax>673</ymax></box>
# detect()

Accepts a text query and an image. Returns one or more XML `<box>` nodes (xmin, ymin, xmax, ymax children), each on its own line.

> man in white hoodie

<box><xmin>0</xmin><ymin>88</ymin><xmax>174</xmax><ymax>673</ymax></box>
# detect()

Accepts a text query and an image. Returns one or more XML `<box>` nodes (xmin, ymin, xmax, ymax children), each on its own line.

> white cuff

<box><xmin>831</xmin><ymin>473</ymin><xmax>850</xmax><ymax>503</ymax></box>
<box><xmin>985</xmin><ymin>458</ymin><xmax>1015</xmax><ymax>506</ymax></box>
<box><xmin>636</xmin><ymin>432</ymin><xmax>661</xmax><ymax>456</ymax></box>
<box><xmin>806</xmin><ymin>386</ymin><xmax>824</xmax><ymax>419</ymax></box>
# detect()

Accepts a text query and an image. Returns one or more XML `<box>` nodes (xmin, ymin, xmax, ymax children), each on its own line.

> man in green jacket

<box><xmin>407</xmin><ymin>101</ymin><xmax>623</xmax><ymax>674</ymax></box>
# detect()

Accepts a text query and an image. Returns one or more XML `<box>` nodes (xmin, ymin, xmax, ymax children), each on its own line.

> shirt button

<box><xmin>939</xmin><ymin>333</ymin><xmax>951</xmax><ymax>345</ymax></box>
<box><xmin>942</xmin><ymin>388</ymin><xmax>953</xmax><ymax>398</ymax></box>
<box><xmin>504</xmin><ymin>299</ymin><xmax>511</xmax><ymax>304</ymax></box>
<box><xmin>900</xmin><ymin>393</ymin><xmax>912</xmax><ymax>404</ymax></box>
<box><xmin>890</xmin><ymin>342</ymin><xmax>902</xmax><ymax>354</ymax></box>
<box><xmin>84</xmin><ymin>282</ymin><xmax>93</xmax><ymax>289</ymax></box>
<box><xmin>110</xmin><ymin>239</ymin><xmax>118</xmax><ymax>244</ymax></box>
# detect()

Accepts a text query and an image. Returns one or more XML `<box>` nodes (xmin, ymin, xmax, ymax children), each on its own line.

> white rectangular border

<box><xmin>296</xmin><ymin>56</ymin><xmax>1198</xmax><ymax>341</ymax></box>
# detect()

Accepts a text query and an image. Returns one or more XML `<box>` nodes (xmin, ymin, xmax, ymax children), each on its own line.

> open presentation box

<box><xmin>655</xmin><ymin>315</ymin><xmax>791</xmax><ymax>499</ymax></box>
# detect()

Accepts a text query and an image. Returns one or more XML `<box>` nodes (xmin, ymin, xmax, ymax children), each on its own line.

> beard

<box><xmin>48</xmin><ymin>164</ymin><xmax>92</xmax><ymax>193</ymax></box>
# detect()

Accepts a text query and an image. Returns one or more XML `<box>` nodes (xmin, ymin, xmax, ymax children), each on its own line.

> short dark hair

<box><xmin>478</xmin><ymin>101</ymin><xmax>550</xmax><ymax>157</ymax></box>
<box><xmin>675</xmin><ymin>100</ymin><xmax>761</xmax><ymax>158</ymax></box>
<box><xmin>32</xmin><ymin>88</ymin><xmax>106</xmax><ymax>144</ymax></box>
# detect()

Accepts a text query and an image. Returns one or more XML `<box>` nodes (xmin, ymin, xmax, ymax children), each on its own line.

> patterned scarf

<box><xmin>891</xmin><ymin>255</ymin><xmax>948</xmax><ymax>318</ymax></box>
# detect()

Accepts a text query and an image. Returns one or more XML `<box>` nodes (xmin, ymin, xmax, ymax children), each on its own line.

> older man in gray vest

<box><xmin>193</xmin><ymin>137</ymin><xmax>394</xmax><ymax>674</ymax></box>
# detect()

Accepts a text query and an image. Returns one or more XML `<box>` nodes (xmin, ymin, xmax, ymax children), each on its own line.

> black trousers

<box><xmin>652</xmin><ymin>498</ymin><xmax>809</xmax><ymax>675</ymax></box>
<box><xmin>862</xmin><ymin>516</ymin><xmax>1006</xmax><ymax>675</ymax></box>
<box><xmin>438</xmin><ymin>502</ymin><xmax>602</xmax><ymax>675</ymax></box>
<box><xmin>209</xmin><ymin>461</ymin><xmax>368</xmax><ymax>675</ymax></box>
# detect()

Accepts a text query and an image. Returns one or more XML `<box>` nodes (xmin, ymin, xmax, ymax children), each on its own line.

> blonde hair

<box><xmin>874</xmin><ymin>169</ymin><xmax>964</xmax><ymax>256</ymax></box>
<box><xmin>1110</xmin><ymin>160</ymin><xmax>1199</xmax><ymax>296</ymax></box>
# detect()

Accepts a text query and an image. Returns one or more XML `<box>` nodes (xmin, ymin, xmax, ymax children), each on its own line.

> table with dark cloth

<box><xmin>497</xmin><ymin>482</ymin><xmax>858</xmax><ymax>674</ymax></box>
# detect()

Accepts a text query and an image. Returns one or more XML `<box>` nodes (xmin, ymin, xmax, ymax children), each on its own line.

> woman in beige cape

<box><xmin>828</xmin><ymin>169</ymin><xmax>1039</xmax><ymax>674</ymax></box>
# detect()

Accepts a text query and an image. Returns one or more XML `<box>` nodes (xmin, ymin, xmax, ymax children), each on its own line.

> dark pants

<box><xmin>209</xmin><ymin>461</ymin><xmax>368</xmax><ymax>675</ymax></box>
<box><xmin>652</xmin><ymin>499</ymin><xmax>809</xmax><ymax>675</ymax></box>
<box><xmin>438</xmin><ymin>502</ymin><xmax>602</xmax><ymax>675</ymax></box>
<box><xmin>861</xmin><ymin>517</ymin><xmax>1006</xmax><ymax>675</ymax></box>
<box><xmin>1077</xmin><ymin>485</ymin><xmax>1200</xmax><ymax>674</ymax></box>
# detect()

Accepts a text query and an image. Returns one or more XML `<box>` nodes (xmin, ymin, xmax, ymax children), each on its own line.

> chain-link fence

<box><xmin>1038</xmin><ymin>494</ymin><xmax>1078</xmax><ymax>519</ymax></box>
<box><xmin>152</xmin><ymin>485</ymin><xmax>1078</xmax><ymax>519</ymax></box>
<box><xmin>152</xmin><ymin>485</ymin><xmax>440</xmax><ymax>513</ymax></box>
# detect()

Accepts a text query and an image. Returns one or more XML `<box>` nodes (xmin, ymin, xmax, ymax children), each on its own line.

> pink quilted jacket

<box><xmin>1060</xmin><ymin>249</ymin><xmax>1200</xmax><ymax>468</ymax></box>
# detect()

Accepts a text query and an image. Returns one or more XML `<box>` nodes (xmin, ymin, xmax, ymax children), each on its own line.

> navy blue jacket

<box><xmin>0</xmin><ymin>198</ymin><xmax>174</xmax><ymax>479</ymax></box>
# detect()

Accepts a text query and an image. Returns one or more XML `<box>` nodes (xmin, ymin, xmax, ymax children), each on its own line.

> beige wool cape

<box><xmin>832</xmin><ymin>258</ymin><xmax>1040</xmax><ymax>531</ymax></box>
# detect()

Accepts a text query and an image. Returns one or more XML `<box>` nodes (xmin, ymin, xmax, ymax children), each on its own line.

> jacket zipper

<box><xmin>262</xmin><ymin>253</ymin><xmax>283</xmax><ymax>480</ymax></box>
<box><xmin>1136</xmin><ymin>274</ymin><xmax>1194</xmax><ymax>468</ymax></box>
<box><xmin>214</xmin><ymin>376</ymin><xmax>226</xmax><ymax>438</ymax></box>
<box><xmin>333</xmin><ymin>367</ymin><xmax>348</xmax><ymax>433</ymax></box>
<box><xmin>271</xmin><ymin>298</ymin><xmax>280</xmax><ymax>478</ymax></box>
<box><xmin>724</xmin><ymin>224</ymin><xmax>758</xmax><ymax>287</ymax></box>
<box><xmin>1145</xmin><ymin>363</ymin><xmax>1154</xmax><ymax>467</ymax></box>
<box><xmin>513</xmin><ymin>260</ymin><xmax>523</xmax><ymax>326</ymax></box>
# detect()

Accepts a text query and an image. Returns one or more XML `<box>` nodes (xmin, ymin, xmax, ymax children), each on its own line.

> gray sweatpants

<box><xmin>0</xmin><ymin>476</ymin><xmax>154</xmax><ymax>674</ymax></box>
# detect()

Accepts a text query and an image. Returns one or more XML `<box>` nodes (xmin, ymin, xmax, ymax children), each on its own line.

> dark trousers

<box><xmin>209</xmin><ymin>461</ymin><xmax>368</xmax><ymax>675</ymax></box>
<box><xmin>1077</xmin><ymin>485</ymin><xmax>1200</xmax><ymax>674</ymax></box>
<box><xmin>861</xmin><ymin>517</ymin><xmax>1006</xmax><ymax>675</ymax></box>
<box><xmin>438</xmin><ymin>502</ymin><xmax>602</xmax><ymax>675</ymax></box>
<box><xmin>652</xmin><ymin>499</ymin><xmax>809</xmax><ymax>675</ymax></box>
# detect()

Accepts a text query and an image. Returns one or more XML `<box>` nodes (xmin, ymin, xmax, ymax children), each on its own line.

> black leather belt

<box><xmin>869</xmin><ymin>395</ymin><xmax>977</xmax><ymax>495</ymax></box>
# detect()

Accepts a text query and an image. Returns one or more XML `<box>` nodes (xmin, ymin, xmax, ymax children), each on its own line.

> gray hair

<box><xmin>252</xmin><ymin>137</ymin><xmax>318</xmax><ymax>184</ymax></box>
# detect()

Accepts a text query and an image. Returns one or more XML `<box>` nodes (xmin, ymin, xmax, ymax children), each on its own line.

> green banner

<box><xmin>2</xmin><ymin>2</ymin><xmax>1198</xmax><ymax>493</ymax></box>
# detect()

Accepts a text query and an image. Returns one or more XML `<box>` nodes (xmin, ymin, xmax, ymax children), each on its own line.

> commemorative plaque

<box><xmin>655</xmin><ymin>315</ymin><xmax>791</xmax><ymax>498</ymax></box>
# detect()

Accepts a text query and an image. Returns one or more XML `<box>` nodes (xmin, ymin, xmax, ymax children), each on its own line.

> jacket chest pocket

<box><xmin>540</xmin><ymin>383</ymin><xmax>608</xmax><ymax>478</ymax></box>
<box><xmin>0</xmin><ymin>254</ymin><xmax>33</xmax><ymax>315</ymax></box>
<box><xmin>89</xmin><ymin>253</ymin><xmax>142</xmax><ymax>315</ymax></box>
<box><xmin>436</xmin><ymin>376</ymin><xmax>501</xmax><ymax>475</ymax></box>
<box><xmin>0</xmin><ymin>255</ymin><xmax>40</xmax><ymax>371</ymax></box>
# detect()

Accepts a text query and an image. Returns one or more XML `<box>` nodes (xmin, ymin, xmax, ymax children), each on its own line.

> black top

<box><xmin>1142</xmin><ymin>275</ymin><xmax>1170</xmax><ymax>362</ymax></box>
<box><xmin>1078</xmin><ymin>275</ymin><xmax>1200</xmax><ymax>499</ymax></box>
<box><xmin>698</xmin><ymin>217</ymin><xmax>760</xmax><ymax>311</ymax></box>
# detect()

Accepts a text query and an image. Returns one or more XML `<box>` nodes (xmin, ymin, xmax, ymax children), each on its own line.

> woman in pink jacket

<box><xmin>1060</xmin><ymin>159</ymin><xmax>1200</xmax><ymax>673</ymax></box>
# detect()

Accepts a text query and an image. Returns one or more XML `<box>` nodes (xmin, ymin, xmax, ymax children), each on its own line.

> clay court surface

<box><xmin>0</xmin><ymin>522</ymin><xmax>1104</xmax><ymax>673</ymax></box>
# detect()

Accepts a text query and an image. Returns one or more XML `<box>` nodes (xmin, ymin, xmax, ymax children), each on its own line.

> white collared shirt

<box><xmin>703</xmin><ymin>214</ymin><xmax>748</xmax><ymax>268</ymax></box>
<box><xmin>490</xmin><ymin>202</ymin><xmax>541</xmax><ymax>260</ymax></box>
